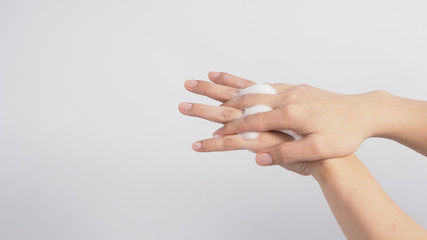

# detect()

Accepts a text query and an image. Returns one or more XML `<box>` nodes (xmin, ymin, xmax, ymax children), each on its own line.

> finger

<box><xmin>221</xmin><ymin>94</ymin><xmax>279</xmax><ymax>109</ymax></box>
<box><xmin>256</xmin><ymin>135</ymin><xmax>326</xmax><ymax>165</ymax></box>
<box><xmin>214</xmin><ymin>106</ymin><xmax>297</xmax><ymax>136</ymax></box>
<box><xmin>192</xmin><ymin>135</ymin><xmax>247</xmax><ymax>152</ymax></box>
<box><xmin>249</xmin><ymin>131</ymin><xmax>293</xmax><ymax>152</ymax></box>
<box><xmin>178</xmin><ymin>102</ymin><xmax>242</xmax><ymax>123</ymax></box>
<box><xmin>184</xmin><ymin>79</ymin><xmax>239</xmax><ymax>102</ymax></box>
<box><xmin>208</xmin><ymin>71</ymin><xmax>255</xmax><ymax>89</ymax></box>
<box><xmin>192</xmin><ymin>131</ymin><xmax>293</xmax><ymax>153</ymax></box>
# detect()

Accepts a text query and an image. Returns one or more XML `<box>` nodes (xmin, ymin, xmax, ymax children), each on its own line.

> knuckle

<box><xmin>240</xmin><ymin>94</ymin><xmax>252</xmax><ymax>107</ymax></box>
<box><xmin>282</xmin><ymin>92</ymin><xmax>298</xmax><ymax>102</ymax></box>
<box><xmin>222</xmin><ymin>136</ymin><xmax>234</xmax><ymax>150</ymax></box>
<box><xmin>243</xmin><ymin>114</ymin><xmax>263</xmax><ymax>131</ymax></box>
<box><xmin>295</xmin><ymin>84</ymin><xmax>312</xmax><ymax>95</ymax></box>
<box><xmin>297</xmin><ymin>83</ymin><xmax>312</xmax><ymax>89</ymax></box>
<box><xmin>278</xmin><ymin>144</ymin><xmax>292</xmax><ymax>163</ymax></box>
<box><xmin>280</xmin><ymin>103</ymin><xmax>299</xmax><ymax>118</ymax></box>
<box><xmin>243</xmin><ymin>113</ymin><xmax>256</xmax><ymax>124</ymax></box>
<box><xmin>221</xmin><ymin>107</ymin><xmax>233</xmax><ymax>122</ymax></box>
<box><xmin>199</xmin><ymin>140</ymin><xmax>210</xmax><ymax>151</ymax></box>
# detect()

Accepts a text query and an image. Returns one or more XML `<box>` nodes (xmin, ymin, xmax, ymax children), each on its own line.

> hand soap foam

<box><xmin>238</xmin><ymin>84</ymin><xmax>302</xmax><ymax>141</ymax></box>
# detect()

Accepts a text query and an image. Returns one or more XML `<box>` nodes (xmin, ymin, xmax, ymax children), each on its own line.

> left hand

<box><xmin>178</xmin><ymin>72</ymin><xmax>315</xmax><ymax>176</ymax></box>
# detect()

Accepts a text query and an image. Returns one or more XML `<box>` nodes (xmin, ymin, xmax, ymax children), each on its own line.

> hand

<box><xmin>179</xmin><ymin>72</ymin><xmax>318</xmax><ymax>175</ymax></box>
<box><xmin>213</xmin><ymin>77</ymin><xmax>386</xmax><ymax>165</ymax></box>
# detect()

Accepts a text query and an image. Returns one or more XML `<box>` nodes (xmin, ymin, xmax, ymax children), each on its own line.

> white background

<box><xmin>1</xmin><ymin>0</ymin><xmax>427</xmax><ymax>239</ymax></box>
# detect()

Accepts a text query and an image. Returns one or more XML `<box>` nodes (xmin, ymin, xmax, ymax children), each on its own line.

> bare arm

<box><xmin>181</xmin><ymin>71</ymin><xmax>427</xmax><ymax>161</ymax></box>
<box><xmin>180</xmin><ymin>72</ymin><xmax>427</xmax><ymax>238</ymax></box>
<box><xmin>311</xmin><ymin>155</ymin><xmax>427</xmax><ymax>240</ymax></box>
<box><xmin>374</xmin><ymin>92</ymin><xmax>427</xmax><ymax>156</ymax></box>
<box><xmin>211</xmin><ymin>75</ymin><xmax>427</xmax><ymax>164</ymax></box>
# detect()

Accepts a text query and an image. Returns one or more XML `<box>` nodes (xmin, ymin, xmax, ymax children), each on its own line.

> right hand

<box><xmin>179</xmin><ymin>72</ymin><xmax>321</xmax><ymax>176</ymax></box>
<box><xmin>212</xmin><ymin>76</ymin><xmax>387</xmax><ymax>165</ymax></box>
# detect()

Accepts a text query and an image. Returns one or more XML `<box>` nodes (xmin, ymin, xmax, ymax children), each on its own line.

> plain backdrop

<box><xmin>1</xmin><ymin>0</ymin><xmax>427</xmax><ymax>239</ymax></box>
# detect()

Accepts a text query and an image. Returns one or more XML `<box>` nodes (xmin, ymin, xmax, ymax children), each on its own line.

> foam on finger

<box><xmin>238</xmin><ymin>84</ymin><xmax>303</xmax><ymax>141</ymax></box>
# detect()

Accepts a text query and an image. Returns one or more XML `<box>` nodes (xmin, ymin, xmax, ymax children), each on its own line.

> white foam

<box><xmin>238</xmin><ymin>84</ymin><xmax>303</xmax><ymax>141</ymax></box>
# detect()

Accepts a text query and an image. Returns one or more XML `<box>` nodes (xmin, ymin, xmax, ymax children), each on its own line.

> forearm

<box><xmin>311</xmin><ymin>155</ymin><xmax>427</xmax><ymax>240</ymax></box>
<box><xmin>372</xmin><ymin>91</ymin><xmax>427</xmax><ymax>156</ymax></box>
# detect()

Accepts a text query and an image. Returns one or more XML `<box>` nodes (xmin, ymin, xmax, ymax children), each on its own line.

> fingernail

<box><xmin>235</xmin><ymin>80</ymin><xmax>246</xmax><ymax>88</ymax></box>
<box><xmin>213</xmin><ymin>127</ymin><xmax>223</xmax><ymax>136</ymax></box>
<box><xmin>257</xmin><ymin>153</ymin><xmax>273</xmax><ymax>166</ymax></box>
<box><xmin>213</xmin><ymin>134</ymin><xmax>220</xmax><ymax>138</ymax></box>
<box><xmin>209</xmin><ymin>71</ymin><xmax>220</xmax><ymax>78</ymax></box>
<box><xmin>185</xmin><ymin>80</ymin><xmax>198</xmax><ymax>88</ymax></box>
<box><xmin>192</xmin><ymin>141</ymin><xmax>202</xmax><ymax>150</ymax></box>
<box><xmin>179</xmin><ymin>102</ymin><xmax>193</xmax><ymax>111</ymax></box>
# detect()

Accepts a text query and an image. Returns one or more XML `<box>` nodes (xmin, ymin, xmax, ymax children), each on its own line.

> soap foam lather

<box><xmin>238</xmin><ymin>84</ymin><xmax>303</xmax><ymax>141</ymax></box>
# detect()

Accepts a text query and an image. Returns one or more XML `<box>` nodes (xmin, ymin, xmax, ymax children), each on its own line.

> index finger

<box><xmin>213</xmin><ymin>108</ymin><xmax>293</xmax><ymax>136</ymax></box>
<box><xmin>208</xmin><ymin>71</ymin><xmax>255</xmax><ymax>89</ymax></box>
<box><xmin>184</xmin><ymin>79</ymin><xmax>239</xmax><ymax>102</ymax></box>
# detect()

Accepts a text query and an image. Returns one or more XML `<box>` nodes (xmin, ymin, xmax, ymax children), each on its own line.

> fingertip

<box><xmin>184</xmin><ymin>79</ymin><xmax>198</xmax><ymax>88</ymax></box>
<box><xmin>178</xmin><ymin>102</ymin><xmax>186</xmax><ymax>114</ymax></box>
<box><xmin>256</xmin><ymin>153</ymin><xmax>274</xmax><ymax>166</ymax></box>
<box><xmin>192</xmin><ymin>141</ymin><xmax>202</xmax><ymax>151</ymax></box>
<box><xmin>208</xmin><ymin>71</ymin><xmax>221</xmax><ymax>79</ymax></box>
<box><xmin>178</xmin><ymin>102</ymin><xmax>193</xmax><ymax>111</ymax></box>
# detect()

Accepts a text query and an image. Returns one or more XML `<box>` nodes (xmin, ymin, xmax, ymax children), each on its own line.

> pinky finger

<box><xmin>192</xmin><ymin>135</ymin><xmax>247</xmax><ymax>152</ymax></box>
<box><xmin>192</xmin><ymin>131</ymin><xmax>293</xmax><ymax>153</ymax></box>
<box><xmin>179</xmin><ymin>102</ymin><xmax>242</xmax><ymax>123</ymax></box>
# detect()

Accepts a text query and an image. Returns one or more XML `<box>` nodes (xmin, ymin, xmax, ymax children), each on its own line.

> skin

<box><xmin>181</xmin><ymin>72</ymin><xmax>427</xmax><ymax>166</ymax></box>
<box><xmin>179</xmin><ymin>72</ymin><xmax>313</xmax><ymax>172</ymax></box>
<box><xmin>312</xmin><ymin>155</ymin><xmax>427</xmax><ymax>240</ymax></box>
<box><xmin>179</xmin><ymin>72</ymin><xmax>364</xmax><ymax>166</ymax></box>
<box><xmin>179</xmin><ymin>72</ymin><xmax>427</xmax><ymax>239</ymax></box>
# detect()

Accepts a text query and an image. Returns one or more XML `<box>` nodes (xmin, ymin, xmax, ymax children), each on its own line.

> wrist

<box><xmin>310</xmin><ymin>158</ymin><xmax>340</xmax><ymax>184</ymax></box>
<box><xmin>310</xmin><ymin>155</ymin><xmax>360</xmax><ymax>184</ymax></box>
<box><xmin>360</xmin><ymin>90</ymin><xmax>396</xmax><ymax>139</ymax></box>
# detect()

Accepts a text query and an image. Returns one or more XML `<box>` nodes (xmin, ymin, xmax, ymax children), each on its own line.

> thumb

<box><xmin>256</xmin><ymin>135</ymin><xmax>324</xmax><ymax>166</ymax></box>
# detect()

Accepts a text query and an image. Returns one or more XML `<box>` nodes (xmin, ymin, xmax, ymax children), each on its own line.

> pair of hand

<box><xmin>179</xmin><ymin>72</ymin><xmax>381</xmax><ymax>175</ymax></box>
